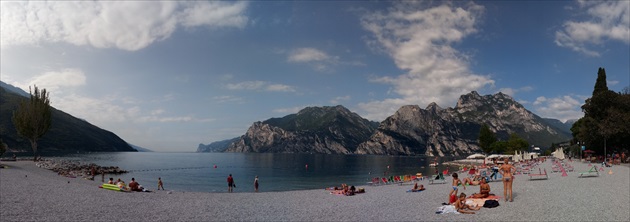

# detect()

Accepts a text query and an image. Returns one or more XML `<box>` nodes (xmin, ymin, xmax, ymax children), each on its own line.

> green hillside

<box><xmin>0</xmin><ymin>86</ymin><xmax>135</xmax><ymax>154</ymax></box>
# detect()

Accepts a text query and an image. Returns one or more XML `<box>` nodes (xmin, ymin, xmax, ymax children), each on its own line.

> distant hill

<box><xmin>197</xmin><ymin>137</ymin><xmax>239</xmax><ymax>153</ymax></box>
<box><xmin>542</xmin><ymin>118</ymin><xmax>574</xmax><ymax>134</ymax></box>
<box><xmin>0</xmin><ymin>82</ymin><xmax>135</xmax><ymax>153</ymax></box>
<box><xmin>130</xmin><ymin>144</ymin><xmax>153</xmax><ymax>152</ymax></box>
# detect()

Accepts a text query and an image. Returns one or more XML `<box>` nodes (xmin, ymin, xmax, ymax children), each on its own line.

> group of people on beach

<box><xmin>447</xmin><ymin>157</ymin><xmax>516</xmax><ymax>214</ymax></box>
<box><xmin>106</xmin><ymin>177</ymin><xmax>164</xmax><ymax>192</ymax></box>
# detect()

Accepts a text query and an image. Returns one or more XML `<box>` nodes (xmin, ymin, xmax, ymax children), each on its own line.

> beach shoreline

<box><xmin>1</xmin><ymin>159</ymin><xmax>629</xmax><ymax>221</ymax></box>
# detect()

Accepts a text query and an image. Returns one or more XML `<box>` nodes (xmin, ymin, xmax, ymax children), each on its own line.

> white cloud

<box><xmin>212</xmin><ymin>95</ymin><xmax>244</xmax><ymax>104</ymax></box>
<box><xmin>287</xmin><ymin>47</ymin><xmax>340</xmax><ymax>72</ymax></box>
<box><xmin>607</xmin><ymin>80</ymin><xmax>619</xmax><ymax>86</ymax></box>
<box><xmin>288</xmin><ymin>48</ymin><xmax>331</xmax><ymax>62</ymax></box>
<box><xmin>498</xmin><ymin>86</ymin><xmax>534</xmax><ymax>97</ymax></box>
<box><xmin>532</xmin><ymin>95</ymin><xmax>585</xmax><ymax>122</ymax></box>
<box><xmin>330</xmin><ymin>95</ymin><xmax>351</xmax><ymax>105</ymax></box>
<box><xmin>555</xmin><ymin>1</ymin><xmax>630</xmax><ymax>56</ymax></box>
<box><xmin>226</xmin><ymin>81</ymin><xmax>295</xmax><ymax>92</ymax></box>
<box><xmin>179</xmin><ymin>1</ymin><xmax>248</xmax><ymax>28</ymax></box>
<box><xmin>273</xmin><ymin>105</ymin><xmax>310</xmax><ymax>114</ymax></box>
<box><xmin>358</xmin><ymin>2</ymin><xmax>493</xmax><ymax>121</ymax></box>
<box><xmin>55</xmin><ymin>93</ymin><xmax>213</xmax><ymax>124</ymax></box>
<box><xmin>0</xmin><ymin>1</ymin><xmax>248</xmax><ymax>51</ymax></box>
<box><xmin>13</xmin><ymin>68</ymin><xmax>86</xmax><ymax>96</ymax></box>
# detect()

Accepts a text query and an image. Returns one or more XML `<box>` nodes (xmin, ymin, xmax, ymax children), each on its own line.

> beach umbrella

<box><xmin>487</xmin><ymin>154</ymin><xmax>500</xmax><ymax>159</ymax></box>
<box><xmin>467</xmin><ymin>153</ymin><xmax>486</xmax><ymax>159</ymax></box>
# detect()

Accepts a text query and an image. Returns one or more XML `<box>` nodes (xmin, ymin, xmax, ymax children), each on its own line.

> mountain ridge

<box><xmin>205</xmin><ymin>91</ymin><xmax>571</xmax><ymax>156</ymax></box>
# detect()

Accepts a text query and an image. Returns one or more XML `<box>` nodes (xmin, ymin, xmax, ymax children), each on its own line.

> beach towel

<box><xmin>435</xmin><ymin>205</ymin><xmax>460</xmax><ymax>214</ymax></box>
<box><xmin>465</xmin><ymin>196</ymin><xmax>500</xmax><ymax>207</ymax></box>
<box><xmin>406</xmin><ymin>189</ymin><xmax>425</xmax><ymax>192</ymax></box>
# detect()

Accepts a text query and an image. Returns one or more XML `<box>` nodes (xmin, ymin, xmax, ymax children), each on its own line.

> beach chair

<box><xmin>368</xmin><ymin>177</ymin><xmax>380</xmax><ymax>186</ymax></box>
<box><xmin>429</xmin><ymin>173</ymin><xmax>447</xmax><ymax>184</ymax></box>
<box><xmin>529</xmin><ymin>168</ymin><xmax>548</xmax><ymax>180</ymax></box>
<box><xmin>578</xmin><ymin>165</ymin><xmax>600</xmax><ymax>178</ymax></box>
<box><xmin>565</xmin><ymin>165</ymin><xmax>574</xmax><ymax>172</ymax></box>
<box><xmin>381</xmin><ymin>177</ymin><xmax>389</xmax><ymax>184</ymax></box>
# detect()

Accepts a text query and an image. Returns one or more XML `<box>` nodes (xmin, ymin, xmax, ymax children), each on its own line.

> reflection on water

<box><xmin>48</xmin><ymin>152</ymin><xmax>461</xmax><ymax>193</ymax></box>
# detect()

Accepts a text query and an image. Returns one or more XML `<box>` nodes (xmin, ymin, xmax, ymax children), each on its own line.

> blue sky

<box><xmin>1</xmin><ymin>1</ymin><xmax>628</xmax><ymax>152</ymax></box>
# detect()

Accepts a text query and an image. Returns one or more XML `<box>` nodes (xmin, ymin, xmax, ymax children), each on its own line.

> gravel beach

<box><xmin>1</xmin><ymin>159</ymin><xmax>628</xmax><ymax>221</ymax></box>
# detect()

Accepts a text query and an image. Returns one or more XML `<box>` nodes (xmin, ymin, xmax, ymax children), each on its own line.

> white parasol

<box><xmin>467</xmin><ymin>153</ymin><xmax>486</xmax><ymax>159</ymax></box>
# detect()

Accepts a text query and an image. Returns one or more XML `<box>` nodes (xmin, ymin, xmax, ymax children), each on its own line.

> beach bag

<box><xmin>483</xmin><ymin>200</ymin><xmax>500</xmax><ymax>208</ymax></box>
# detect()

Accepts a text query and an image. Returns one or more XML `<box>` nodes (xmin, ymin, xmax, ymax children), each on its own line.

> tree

<box><xmin>507</xmin><ymin>133</ymin><xmax>529</xmax><ymax>153</ymax></box>
<box><xmin>478</xmin><ymin>124</ymin><xmax>497</xmax><ymax>154</ymax></box>
<box><xmin>12</xmin><ymin>86</ymin><xmax>52</xmax><ymax>161</ymax></box>
<box><xmin>0</xmin><ymin>138</ymin><xmax>7</xmax><ymax>157</ymax></box>
<box><xmin>573</xmin><ymin>67</ymin><xmax>630</xmax><ymax>156</ymax></box>
<box><xmin>490</xmin><ymin>141</ymin><xmax>508</xmax><ymax>154</ymax></box>
<box><xmin>593</xmin><ymin>67</ymin><xmax>609</xmax><ymax>95</ymax></box>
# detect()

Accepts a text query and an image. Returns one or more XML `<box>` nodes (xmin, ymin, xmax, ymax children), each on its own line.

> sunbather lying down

<box><xmin>462</xmin><ymin>177</ymin><xmax>481</xmax><ymax>186</ymax></box>
<box><xmin>454</xmin><ymin>193</ymin><xmax>481</xmax><ymax>214</ymax></box>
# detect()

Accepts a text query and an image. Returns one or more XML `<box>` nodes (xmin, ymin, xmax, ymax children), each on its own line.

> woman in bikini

<box><xmin>499</xmin><ymin>158</ymin><xmax>516</xmax><ymax>202</ymax></box>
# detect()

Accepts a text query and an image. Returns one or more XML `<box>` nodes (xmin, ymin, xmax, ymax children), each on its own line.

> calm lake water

<box><xmin>48</xmin><ymin>152</ymin><xmax>461</xmax><ymax>193</ymax></box>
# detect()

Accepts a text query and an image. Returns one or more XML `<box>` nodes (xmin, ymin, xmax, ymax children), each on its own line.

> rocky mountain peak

<box><xmin>225</xmin><ymin>105</ymin><xmax>378</xmax><ymax>154</ymax></box>
<box><xmin>426</xmin><ymin>102</ymin><xmax>442</xmax><ymax>113</ymax></box>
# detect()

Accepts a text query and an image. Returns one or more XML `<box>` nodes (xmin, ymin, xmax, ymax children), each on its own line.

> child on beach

<box><xmin>454</xmin><ymin>193</ymin><xmax>481</xmax><ymax>214</ymax></box>
<box><xmin>448</xmin><ymin>173</ymin><xmax>464</xmax><ymax>204</ymax></box>
<box><xmin>158</xmin><ymin>177</ymin><xmax>164</xmax><ymax>190</ymax></box>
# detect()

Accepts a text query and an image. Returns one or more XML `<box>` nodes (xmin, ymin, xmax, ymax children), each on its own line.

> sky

<box><xmin>1</xmin><ymin>1</ymin><xmax>629</xmax><ymax>152</ymax></box>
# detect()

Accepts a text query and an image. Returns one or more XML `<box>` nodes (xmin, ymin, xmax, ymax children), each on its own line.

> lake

<box><xmin>47</xmin><ymin>152</ymin><xmax>461</xmax><ymax>193</ymax></box>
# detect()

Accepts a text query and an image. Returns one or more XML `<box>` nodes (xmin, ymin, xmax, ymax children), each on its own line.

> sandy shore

<box><xmin>1</xmin><ymin>159</ymin><xmax>629</xmax><ymax>221</ymax></box>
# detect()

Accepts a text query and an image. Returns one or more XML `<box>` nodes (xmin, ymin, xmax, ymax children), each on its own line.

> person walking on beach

<box><xmin>499</xmin><ymin>158</ymin><xmax>516</xmax><ymax>202</ymax></box>
<box><xmin>227</xmin><ymin>174</ymin><xmax>235</xmax><ymax>193</ymax></box>
<box><xmin>254</xmin><ymin>176</ymin><xmax>259</xmax><ymax>192</ymax></box>
<box><xmin>157</xmin><ymin>177</ymin><xmax>164</xmax><ymax>190</ymax></box>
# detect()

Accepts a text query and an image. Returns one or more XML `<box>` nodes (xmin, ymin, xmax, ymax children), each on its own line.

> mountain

<box><xmin>221</xmin><ymin>92</ymin><xmax>571</xmax><ymax>156</ymax></box>
<box><xmin>225</xmin><ymin>105</ymin><xmax>379</xmax><ymax>154</ymax></box>
<box><xmin>0</xmin><ymin>82</ymin><xmax>135</xmax><ymax>153</ymax></box>
<box><xmin>197</xmin><ymin>137</ymin><xmax>239</xmax><ymax>152</ymax></box>
<box><xmin>542</xmin><ymin>118</ymin><xmax>574</xmax><ymax>134</ymax></box>
<box><xmin>356</xmin><ymin>92</ymin><xmax>572</xmax><ymax>156</ymax></box>
<box><xmin>130</xmin><ymin>144</ymin><xmax>153</xmax><ymax>152</ymax></box>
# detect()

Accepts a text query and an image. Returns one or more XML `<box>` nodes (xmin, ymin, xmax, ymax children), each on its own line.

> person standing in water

<box><xmin>499</xmin><ymin>158</ymin><xmax>516</xmax><ymax>202</ymax></box>
<box><xmin>157</xmin><ymin>177</ymin><xmax>164</xmax><ymax>190</ymax></box>
<box><xmin>254</xmin><ymin>176</ymin><xmax>259</xmax><ymax>192</ymax></box>
<box><xmin>227</xmin><ymin>174</ymin><xmax>235</xmax><ymax>193</ymax></box>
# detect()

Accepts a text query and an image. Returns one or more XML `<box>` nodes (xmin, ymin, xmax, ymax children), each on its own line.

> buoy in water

<box><xmin>305</xmin><ymin>164</ymin><xmax>308</xmax><ymax>169</ymax></box>
<box><xmin>213</xmin><ymin>165</ymin><xmax>217</xmax><ymax>168</ymax></box>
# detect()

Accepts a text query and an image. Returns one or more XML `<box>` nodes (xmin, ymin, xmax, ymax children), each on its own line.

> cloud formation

<box><xmin>288</xmin><ymin>48</ymin><xmax>331</xmax><ymax>62</ymax></box>
<box><xmin>358</xmin><ymin>2</ymin><xmax>494</xmax><ymax>120</ymax></box>
<box><xmin>532</xmin><ymin>95</ymin><xmax>585</xmax><ymax>122</ymax></box>
<box><xmin>226</xmin><ymin>81</ymin><xmax>296</xmax><ymax>92</ymax></box>
<box><xmin>555</xmin><ymin>1</ymin><xmax>630</xmax><ymax>56</ymax></box>
<box><xmin>287</xmin><ymin>47</ymin><xmax>339</xmax><ymax>72</ymax></box>
<box><xmin>16</xmin><ymin>68</ymin><xmax>86</xmax><ymax>96</ymax></box>
<box><xmin>0</xmin><ymin>1</ymin><xmax>248</xmax><ymax>51</ymax></box>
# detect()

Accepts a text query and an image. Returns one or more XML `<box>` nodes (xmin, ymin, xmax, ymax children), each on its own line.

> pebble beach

<box><xmin>1</xmin><ymin>159</ymin><xmax>628</xmax><ymax>221</ymax></box>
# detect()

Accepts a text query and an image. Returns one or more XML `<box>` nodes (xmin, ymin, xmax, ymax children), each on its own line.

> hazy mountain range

<box><xmin>200</xmin><ymin>92</ymin><xmax>573</xmax><ymax>156</ymax></box>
